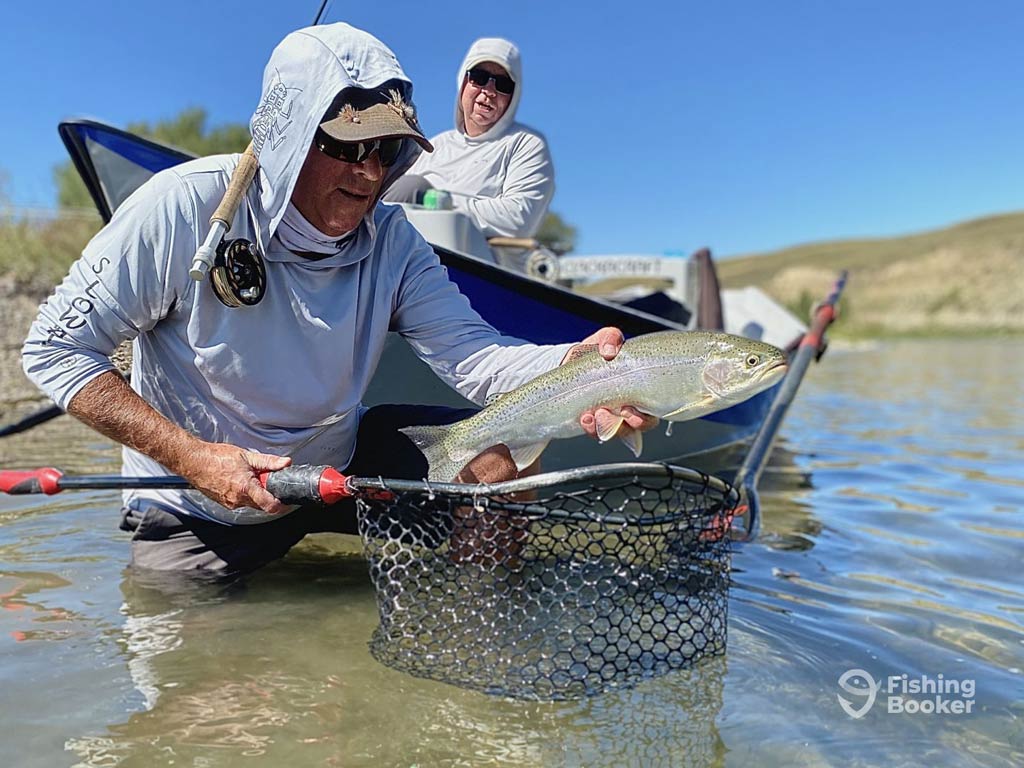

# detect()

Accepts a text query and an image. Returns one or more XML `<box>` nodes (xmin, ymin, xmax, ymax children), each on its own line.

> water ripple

<box><xmin>2</xmin><ymin>339</ymin><xmax>1023</xmax><ymax>766</ymax></box>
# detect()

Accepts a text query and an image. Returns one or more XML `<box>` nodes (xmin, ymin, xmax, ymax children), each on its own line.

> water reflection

<box><xmin>5</xmin><ymin>339</ymin><xmax>1024</xmax><ymax>766</ymax></box>
<box><xmin>63</xmin><ymin>545</ymin><xmax>727</xmax><ymax>767</ymax></box>
<box><xmin>0</xmin><ymin>569</ymin><xmax>76</xmax><ymax>642</ymax></box>
<box><xmin>0</xmin><ymin>413</ymin><xmax>120</xmax><ymax>474</ymax></box>
<box><xmin>723</xmin><ymin>339</ymin><xmax>1024</xmax><ymax>767</ymax></box>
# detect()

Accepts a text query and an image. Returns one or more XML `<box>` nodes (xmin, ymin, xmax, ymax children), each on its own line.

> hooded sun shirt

<box><xmin>403</xmin><ymin>38</ymin><xmax>555</xmax><ymax>239</ymax></box>
<box><xmin>22</xmin><ymin>23</ymin><xmax>571</xmax><ymax>524</ymax></box>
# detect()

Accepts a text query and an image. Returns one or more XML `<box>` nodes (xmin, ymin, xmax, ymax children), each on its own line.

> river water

<box><xmin>1</xmin><ymin>338</ymin><xmax>1021</xmax><ymax>767</ymax></box>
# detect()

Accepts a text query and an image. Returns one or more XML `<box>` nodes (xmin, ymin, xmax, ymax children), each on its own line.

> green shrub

<box><xmin>0</xmin><ymin>213</ymin><xmax>100</xmax><ymax>295</ymax></box>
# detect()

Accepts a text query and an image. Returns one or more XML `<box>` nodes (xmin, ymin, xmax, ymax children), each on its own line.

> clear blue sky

<box><xmin>2</xmin><ymin>0</ymin><xmax>1021</xmax><ymax>256</ymax></box>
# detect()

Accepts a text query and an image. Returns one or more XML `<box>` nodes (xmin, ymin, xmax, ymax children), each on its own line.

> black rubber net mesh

<box><xmin>356</xmin><ymin>468</ymin><xmax>735</xmax><ymax>700</ymax></box>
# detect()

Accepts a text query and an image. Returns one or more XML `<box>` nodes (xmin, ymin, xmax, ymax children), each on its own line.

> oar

<box><xmin>0</xmin><ymin>404</ymin><xmax>64</xmax><ymax>438</ymax></box>
<box><xmin>0</xmin><ymin>464</ymin><xmax>362</xmax><ymax>505</ymax></box>
<box><xmin>731</xmin><ymin>270</ymin><xmax>848</xmax><ymax>542</ymax></box>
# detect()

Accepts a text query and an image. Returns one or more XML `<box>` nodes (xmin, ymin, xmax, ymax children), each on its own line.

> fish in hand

<box><xmin>400</xmin><ymin>330</ymin><xmax>789</xmax><ymax>482</ymax></box>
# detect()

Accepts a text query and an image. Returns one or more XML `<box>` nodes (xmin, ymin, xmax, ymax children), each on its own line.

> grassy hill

<box><xmin>716</xmin><ymin>211</ymin><xmax>1024</xmax><ymax>336</ymax></box>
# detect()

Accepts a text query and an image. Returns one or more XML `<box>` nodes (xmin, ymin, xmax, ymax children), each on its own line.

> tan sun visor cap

<box><xmin>320</xmin><ymin>93</ymin><xmax>433</xmax><ymax>152</ymax></box>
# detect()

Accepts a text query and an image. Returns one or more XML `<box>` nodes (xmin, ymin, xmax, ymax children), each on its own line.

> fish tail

<box><xmin>399</xmin><ymin>423</ymin><xmax>476</xmax><ymax>483</ymax></box>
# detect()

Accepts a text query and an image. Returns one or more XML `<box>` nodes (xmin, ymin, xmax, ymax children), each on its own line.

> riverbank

<box><xmin>0</xmin><ymin>278</ymin><xmax>47</xmax><ymax>412</ymax></box>
<box><xmin>718</xmin><ymin>210</ymin><xmax>1024</xmax><ymax>336</ymax></box>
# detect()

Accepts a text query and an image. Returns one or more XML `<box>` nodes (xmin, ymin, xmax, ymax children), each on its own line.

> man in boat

<box><xmin>21</xmin><ymin>23</ymin><xmax>652</xmax><ymax>574</ymax></box>
<box><xmin>384</xmin><ymin>37</ymin><xmax>554</xmax><ymax>241</ymax></box>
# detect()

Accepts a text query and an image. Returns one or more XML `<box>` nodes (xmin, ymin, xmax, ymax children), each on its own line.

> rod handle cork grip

<box><xmin>190</xmin><ymin>143</ymin><xmax>259</xmax><ymax>281</ymax></box>
<box><xmin>487</xmin><ymin>237</ymin><xmax>541</xmax><ymax>249</ymax></box>
<box><xmin>212</xmin><ymin>144</ymin><xmax>258</xmax><ymax>227</ymax></box>
<box><xmin>0</xmin><ymin>467</ymin><xmax>64</xmax><ymax>495</ymax></box>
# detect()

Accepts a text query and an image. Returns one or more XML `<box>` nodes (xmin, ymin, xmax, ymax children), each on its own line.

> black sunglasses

<box><xmin>466</xmin><ymin>67</ymin><xmax>515</xmax><ymax>95</ymax></box>
<box><xmin>314</xmin><ymin>127</ymin><xmax>404</xmax><ymax>166</ymax></box>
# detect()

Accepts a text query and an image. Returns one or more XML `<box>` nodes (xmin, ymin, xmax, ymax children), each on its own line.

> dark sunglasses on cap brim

<box><xmin>466</xmin><ymin>67</ymin><xmax>515</xmax><ymax>95</ymax></box>
<box><xmin>314</xmin><ymin>127</ymin><xmax>405</xmax><ymax>166</ymax></box>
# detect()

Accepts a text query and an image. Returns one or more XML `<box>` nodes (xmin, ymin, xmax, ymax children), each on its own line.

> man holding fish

<box><xmin>21</xmin><ymin>24</ymin><xmax>781</xmax><ymax>575</ymax></box>
<box><xmin>19</xmin><ymin>23</ymin><xmax>650</xmax><ymax>574</ymax></box>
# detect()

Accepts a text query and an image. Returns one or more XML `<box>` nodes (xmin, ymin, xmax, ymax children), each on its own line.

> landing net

<box><xmin>355</xmin><ymin>463</ymin><xmax>736</xmax><ymax>700</ymax></box>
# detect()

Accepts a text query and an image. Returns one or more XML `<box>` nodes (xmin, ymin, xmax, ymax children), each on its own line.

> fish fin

<box><xmin>399</xmin><ymin>424</ymin><xmax>476</xmax><ymax>483</ymax></box>
<box><xmin>619</xmin><ymin>428</ymin><xmax>643</xmax><ymax>458</ymax></box>
<box><xmin>662</xmin><ymin>394</ymin><xmax>716</xmax><ymax>420</ymax></box>
<box><xmin>562</xmin><ymin>343</ymin><xmax>600</xmax><ymax>364</ymax></box>
<box><xmin>508</xmin><ymin>441</ymin><xmax>549</xmax><ymax>471</ymax></box>
<box><xmin>594</xmin><ymin>410</ymin><xmax>626</xmax><ymax>443</ymax></box>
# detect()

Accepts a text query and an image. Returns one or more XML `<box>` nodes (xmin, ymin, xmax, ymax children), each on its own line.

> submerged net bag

<box><xmin>355</xmin><ymin>463</ymin><xmax>737</xmax><ymax>701</ymax></box>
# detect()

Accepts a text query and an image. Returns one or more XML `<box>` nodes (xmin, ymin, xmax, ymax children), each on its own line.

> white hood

<box><xmin>249</xmin><ymin>23</ymin><xmax>424</xmax><ymax>262</ymax></box>
<box><xmin>454</xmin><ymin>37</ymin><xmax>523</xmax><ymax>139</ymax></box>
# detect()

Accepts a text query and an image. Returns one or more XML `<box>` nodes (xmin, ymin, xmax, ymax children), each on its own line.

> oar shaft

<box><xmin>0</xmin><ymin>404</ymin><xmax>64</xmax><ymax>438</ymax></box>
<box><xmin>732</xmin><ymin>270</ymin><xmax>848</xmax><ymax>540</ymax></box>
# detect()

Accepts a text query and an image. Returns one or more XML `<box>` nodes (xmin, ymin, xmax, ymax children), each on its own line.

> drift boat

<box><xmin>50</xmin><ymin>118</ymin><xmax>836</xmax><ymax>477</ymax></box>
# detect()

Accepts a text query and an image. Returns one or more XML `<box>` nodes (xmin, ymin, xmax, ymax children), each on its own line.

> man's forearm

<box><xmin>67</xmin><ymin>371</ymin><xmax>291</xmax><ymax>514</ymax></box>
<box><xmin>67</xmin><ymin>371</ymin><xmax>203</xmax><ymax>476</ymax></box>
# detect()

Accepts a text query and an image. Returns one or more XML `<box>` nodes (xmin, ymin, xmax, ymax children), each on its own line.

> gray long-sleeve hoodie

<box><xmin>405</xmin><ymin>38</ymin><xmax>555</xmax><ymax>238</ymax></box>
<box><xmin>22</xmin><ymin>24</ymin><xmax>570</xmax><ymax>523</ymax></box>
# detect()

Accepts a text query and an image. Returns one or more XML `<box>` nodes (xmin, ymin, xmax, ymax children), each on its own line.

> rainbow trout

<box><xmin>400</xmin><ymin>330</ymin><xmax>788</xmax><ymax>482</ymax></box>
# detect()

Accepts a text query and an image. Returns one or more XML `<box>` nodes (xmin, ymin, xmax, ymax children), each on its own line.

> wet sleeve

<box><xmin>449</xmin><ymin>132</ymin><xmax>555</xmax><ymax>239</ymax></box>
<box><xmin>388</xmin><ymin>224</ymin><xmax>571</xmax><ymax>405</ymax></box>
<box><xmin>21</xmin><ymin>171</ymin><xmax>197</xmax><ymax>409</ymax></box>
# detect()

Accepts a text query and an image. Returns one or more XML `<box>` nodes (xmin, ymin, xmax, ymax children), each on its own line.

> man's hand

<box><xmin>67</xmin><ymin>372</ymin><xmax>293</xmax><ymax>515</ymax></box>
<box><xmin>181</xmin><ymin>443</ymin><xmax>293</xmax><ymax>515</ymax></box>
<box><xmin>562</xmin><ymin>327</ymin><xmax>660</xmax><ymax>443</ymax></box>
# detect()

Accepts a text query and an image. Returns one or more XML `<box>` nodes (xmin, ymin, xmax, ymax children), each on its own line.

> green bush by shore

<box><xmin>0</xmin><ymin>212</ymin><xmax>100</xmax><ymax>297</ymax></box>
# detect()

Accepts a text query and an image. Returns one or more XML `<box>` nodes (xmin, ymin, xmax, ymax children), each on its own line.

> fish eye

<box><xmin>746</xmin><ymin>354</ymin><xmax>760</xmax><ymax>367</ymax></box>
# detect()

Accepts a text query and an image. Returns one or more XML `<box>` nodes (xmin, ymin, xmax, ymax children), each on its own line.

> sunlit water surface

<box><xmin>1</xmin><ymin>338</ymin><xmax>1021</xmax><ymax>767</ymax></box>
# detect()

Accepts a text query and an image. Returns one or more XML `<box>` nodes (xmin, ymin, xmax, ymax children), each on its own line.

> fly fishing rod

<box><xmin>0</xmin><ymin>3</ymin><xmax>337</xmax><ymax>440</ymax></box>
<box><xmin>188</xmin><ymin>0</ymin><xmax>334</xmax><ymax>297</ymax></box>
<box><xmin>189</xmin><ymin>0</ymin><xmax>333</xmax><ymax>282</ymax></box>
<box><xmin>730</xmin><ymin>270</ymin><xmax>848</xmax><ymax>542</ymax></box>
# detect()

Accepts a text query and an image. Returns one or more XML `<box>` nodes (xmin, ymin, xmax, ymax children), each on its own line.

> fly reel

<box><xmin>210</xmin><ymin>238</ymin><xmax>267</xmax><ymax>307</ymax></box>
<box><xmin>525</xmin><ymin>248</ymin><xmax>559</xmax><ymax>282</ymax></box>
